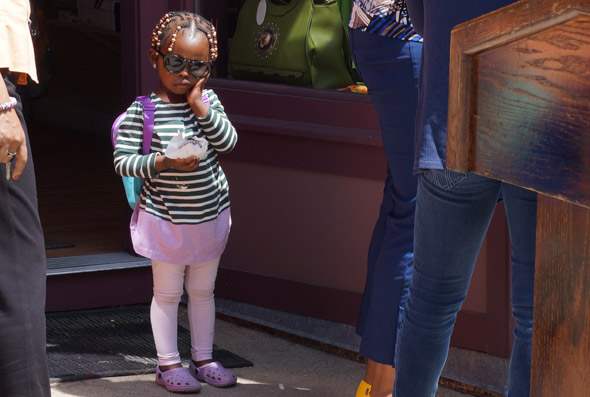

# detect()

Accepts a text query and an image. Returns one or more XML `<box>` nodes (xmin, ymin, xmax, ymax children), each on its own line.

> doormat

<box><xmin>46</xmin><ymin>306</ymin><xmax>253</xmax><ymax>382</ymax></box>
<box><xmin>44</xmin><ymin>237</ymin><xmax>75</xmax><ymax>250</ymax></box>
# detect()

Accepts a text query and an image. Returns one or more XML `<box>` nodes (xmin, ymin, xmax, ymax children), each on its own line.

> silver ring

<box><xmin>6</xmin><ymin>151</ymin><xmax>16</xmax><ymax>157</ymax></box>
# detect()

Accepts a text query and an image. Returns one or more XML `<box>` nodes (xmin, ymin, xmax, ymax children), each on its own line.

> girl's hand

<box><xmin>187</xmin><ymin>73</ymin><xmax>210</xmax><ymax>118</ymax></box>
<box><xmin>155</xmin><ymin>155</ymin><xmax>200</xmax><ymax>172</ymax></box>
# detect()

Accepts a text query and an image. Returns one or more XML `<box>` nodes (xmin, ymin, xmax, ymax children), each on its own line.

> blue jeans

<box><xmin>394</xmin><ymin>169</ymin><xmax>537</xmax><ymax>396</ymax></box>
<box><xmin>348</xmin><ymin>29</ymin><xmax>422</xmax><ymax>365</ymax></box>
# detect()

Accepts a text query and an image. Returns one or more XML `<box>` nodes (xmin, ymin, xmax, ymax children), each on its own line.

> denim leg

<box><xmin>350</xmin><ymin>29</ymin><xmax>421</xmax><ymax>364</ymax></box>
<box><xmin>502</xmin><ymin>183</ymin><xmax>537</xmax><ymax>397</ymax></box>
<box><xmin>357</xmin><ymin>170</ymin><xmax>415</xmax><ymax>364</ymax></box>
<box><xmin>394</xmin><ymin>170</ymin><xmax>502</xmax><ymax>396</ymax></box>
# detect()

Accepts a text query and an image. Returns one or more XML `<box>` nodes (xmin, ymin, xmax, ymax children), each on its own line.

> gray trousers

<box><xmin>0</xmin><ymin>73</ymin><xmax>50</xmax><ymax>396</ymax></box>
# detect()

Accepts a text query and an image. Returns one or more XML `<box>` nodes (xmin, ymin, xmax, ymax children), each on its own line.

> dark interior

<box><xmin>24</xmin><ymin>3</ymin><xmax>128</xmax><ymax>258</ymax></box>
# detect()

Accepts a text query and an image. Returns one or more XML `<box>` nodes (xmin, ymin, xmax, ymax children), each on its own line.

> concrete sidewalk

<box><xmin>49</xmin><ymin>308</ymin><xmax>469</xmax><ymax>397</ymax></box>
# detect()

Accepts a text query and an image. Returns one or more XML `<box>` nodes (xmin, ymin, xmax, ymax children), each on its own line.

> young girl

<box><xmin>114</xmin><ymin>11</ymin><xmax>238</xmax><ymax>393</ymax></box>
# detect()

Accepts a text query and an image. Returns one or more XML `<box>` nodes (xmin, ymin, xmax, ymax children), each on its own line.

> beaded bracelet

<box><xmin>0</xmin><ymin>97</ymin><xmax>17</xmax><ymax>111</ymax></box>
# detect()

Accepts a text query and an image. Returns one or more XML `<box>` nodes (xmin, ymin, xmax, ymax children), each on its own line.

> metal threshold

<box><xmin>46</xmin><ymin>252</ymin><xmax>151</xmax><ymax>276</ymax></box>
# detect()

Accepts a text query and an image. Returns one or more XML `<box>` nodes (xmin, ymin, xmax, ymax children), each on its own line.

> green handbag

<box><xmin>228</xmin><ymin>0</ymin><xmax>355</xmax><ymax>89</ymax></box>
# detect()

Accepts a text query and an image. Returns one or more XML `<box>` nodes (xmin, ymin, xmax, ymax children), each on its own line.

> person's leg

<box><xmin>362</xmin><ymin>360</ymin><xmax>396</xmax><ymax>397</ymax></box>
<box><xmin>184</xmin><ymin>257</ymin><xmax>220</xmax><ymax>364</ymax></box>
<box><xmin>151</xmin><ymin>261</ymin><xmax>202</xmax><ymax>392</ymax></box>
<box><xmin>185</xmin><ymin>257</ymin><xmax>237</xmax><ymax>387</ymax></box>
<box><xmin>0</xmin><ymin>74</ymin><xmax>50</xmax><ymax>397</ymax></box>
<box><xmin>150</xmin><ymin>259</ymin><xmax>186</xmax><ymax>369</ymax></box>
<box><xmin>394</xmin><ymin>170</ymin><xmax>502</xmax><ymax>397</ymax></box>
<box><xmin>349</xmin><ymin>28</ymin><xmax>421</xmax><ymax>396</ymax></box>
<box><xmin>502</xmin><ymin>183</ymin><xmax>537</xmax><ymax>397</ymax></box>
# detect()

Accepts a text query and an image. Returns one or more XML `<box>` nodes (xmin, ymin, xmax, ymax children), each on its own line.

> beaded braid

<box><xmin>151</xmin><ymin>11</ymin><xmax>218</xmax><ymax>62</ymax></box>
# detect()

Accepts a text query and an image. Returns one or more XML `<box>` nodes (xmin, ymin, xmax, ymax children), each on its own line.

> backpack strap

<box><xmin>127</xmin><ymin>95</ymin><xmax>155</xmax><ymax>219</ymax></box>
<box><xmin>201</xmin><ymin>92</ymin><xmax>210</xmax><ymax>108</ymax></box>
<box><xmin>136</xmin><ymin>95</ymin><xmax>155</xmax><ymax>155</ymax></box>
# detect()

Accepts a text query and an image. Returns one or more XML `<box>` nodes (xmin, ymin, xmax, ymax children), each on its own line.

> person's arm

<box><xmin>195</xmin><ymin>90</ymin><xmax>238</xmax><ymax>154</ymax></box>
<box><xmin>113</xmin><ymin>102</ymin><xmax>160</xmax><ymax>178</ymax></box>
<box><xmin>186</xmin><ymin>79</ymin><xmax>237</xmax><ymax>154</ymax></box>
<box><xmin>154</xmin><ymin>153</ymin><xmax>200</xmax><ymax>173</ymax></box>
<box><xmin>406</xmin><ymin>0</ymin><xmax>425</xmax><ymax>37</ymax></box>
<box><xmin>0</xmin><ymin>76</ymin><xmax>27</xmax><ymax>180</ymax></box>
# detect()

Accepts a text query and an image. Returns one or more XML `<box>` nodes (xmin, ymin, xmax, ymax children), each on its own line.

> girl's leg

<box><xmin>184</xmin><ymin>257</ymin><xmax>221</xmax><ymax>363</ymax></box>
<box><xmin>151</xmin><ymin>259</ymin><xmax>186</xmax><ymax>367</ymax></box>
<box><xmin>184</xmin><ymin>257</ymin><xmax>238</xmax><ymax>389</ymax></box>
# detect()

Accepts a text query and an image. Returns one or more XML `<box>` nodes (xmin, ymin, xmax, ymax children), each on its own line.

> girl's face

<box><xmin>150</xmin><ymin>29</ymin><xmax>210</xmax><ymax>102</ymax></box>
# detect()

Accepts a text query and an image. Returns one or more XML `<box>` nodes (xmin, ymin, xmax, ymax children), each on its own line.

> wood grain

<box><xmin>472</xmin><ymin>15</ymin><xmax>590</xmax><ymax>208</ymax></box>
<box><xmin>532</xmin><ymin>194</ymin><xmax>590</xmax><ymax>396</ymax></box>
<box><xmin>448</xmin><ymin>1</ymin><xmax>590</xmax><ymax>209</ymax></box>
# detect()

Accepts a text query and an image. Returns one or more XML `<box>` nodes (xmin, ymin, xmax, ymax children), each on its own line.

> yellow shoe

<box><xmin>356</xmin><ymin>379</ymin><xmax>372</xmax><ymax>397</ymax></box>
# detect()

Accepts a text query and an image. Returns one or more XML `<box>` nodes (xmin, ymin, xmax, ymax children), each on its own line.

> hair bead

<box><xmin>151</xmin><ymin>11</ymin><xmax>219</xmax><ymax>61</ymax></box>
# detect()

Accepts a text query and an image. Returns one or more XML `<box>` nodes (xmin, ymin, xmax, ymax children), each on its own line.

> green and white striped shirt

<box><xmin>113</xmin><ymin>90</ymin><xmax>237</xmax><ymax>225</ymax></box>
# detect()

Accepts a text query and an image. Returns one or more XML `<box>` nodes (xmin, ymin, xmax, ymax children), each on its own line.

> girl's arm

<box><xmin>194</xmin><ymin>90</ymin><xmax>238</xmax><ymax>154</ymax></box>
<box><xmin>154</xmin><ymin>154</ymin><xmax>200</xmax><ymax>172</ymax></box>
<box><xmin>113</xmin><ymin>101</ymin><xmax>159</xmax><ymax>178</ymax></box>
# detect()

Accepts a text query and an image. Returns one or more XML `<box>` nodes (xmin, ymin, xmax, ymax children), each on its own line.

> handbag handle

<box><xmin>265</xmin><ymin>0</ymin><xmax>301</xmax><ymax>15</ymax></box>
<box><xmin>270</xmin><ymin>0</ymin><xmax>334</xmax><ymax>4</ymax></box>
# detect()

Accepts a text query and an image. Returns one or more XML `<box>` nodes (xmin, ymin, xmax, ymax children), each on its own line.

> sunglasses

<box><xmin>157</xmin><ymin>51</ymin><xmax>211</xmax><ymax>79</ymax></box>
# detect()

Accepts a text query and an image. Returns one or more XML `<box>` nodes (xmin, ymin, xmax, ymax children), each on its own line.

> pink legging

<box><xmin>150</xmin><ymin>257</ymin><xmax>220</xmax><ymax>366</ymax></box>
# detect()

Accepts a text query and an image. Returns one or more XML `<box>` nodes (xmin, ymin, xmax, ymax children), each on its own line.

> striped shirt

<box><xmin>348</xmin><ymin>0</ymin><xmax>422</xmax><ymax>42</ymax></box>
<box><xmin>113</xmin><ymin>90</ymin><xmax>237</xmax><ymax>225</ymax></box>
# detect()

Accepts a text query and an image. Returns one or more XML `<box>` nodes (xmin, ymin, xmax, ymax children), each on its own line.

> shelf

<box><xmin>207</xmin><ymin>78</ymin><xmax>381</xmax><ymax>146</ymax></box>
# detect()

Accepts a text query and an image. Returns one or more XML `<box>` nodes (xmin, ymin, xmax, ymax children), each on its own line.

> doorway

<box><xmin>26</xmin><ymin>1</ymin><xmax>127</xmax><ymax>259</ymax></box>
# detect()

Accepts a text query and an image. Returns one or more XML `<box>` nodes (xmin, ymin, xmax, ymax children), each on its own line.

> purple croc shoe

<box><xmin>189</xmin><ymin>361</ymin><xmax>237</xmax><ymax>388</ymax></box>
<box><xmin>156</xmin><ymin>365</ymin><xmax>201</xmax><ymax>393</ymax></box>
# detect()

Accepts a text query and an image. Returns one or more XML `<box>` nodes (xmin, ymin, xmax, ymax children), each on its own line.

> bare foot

<box><xmin>365</xmin><ymin>359</ymin><xmax>395</xmax><ymax>397</ymax></box>
<box><xmin>159</xmin><ymin>362</ymin><xmax>183</xmax><ymax>372</ymax></box>
<box><xmin>193</xmin><ymin>359</ymin><xmax>215</xmax><ymax>368</ymax></box>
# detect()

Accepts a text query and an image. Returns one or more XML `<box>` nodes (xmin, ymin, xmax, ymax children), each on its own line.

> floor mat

<box><xmin>46</xmin><ymin>306</ymin><xmax>253</xmax><ymax>382</ymax></box>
